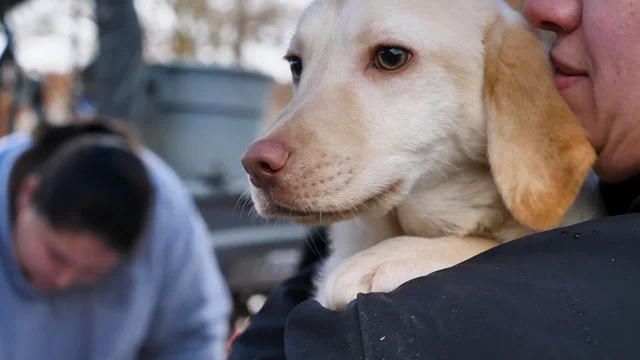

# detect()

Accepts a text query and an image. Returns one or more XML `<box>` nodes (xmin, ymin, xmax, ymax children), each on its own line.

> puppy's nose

<box><xmin>241</xmin><ymin>139</ymin><xmax>289</xmax><ymax>188</ymax></box>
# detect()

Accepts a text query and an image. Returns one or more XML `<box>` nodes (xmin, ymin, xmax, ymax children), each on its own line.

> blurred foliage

<box><xmin>171</xmin><ymin>30</ymin><xmax>195</xmax><ymax>55</ymax></box>
<box><xmin>170</xmin><ymin>0</ymin><xmax>297</xmax><ymax>67</ymax></box>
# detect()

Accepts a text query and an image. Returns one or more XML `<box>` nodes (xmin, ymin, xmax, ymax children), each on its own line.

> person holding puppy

<box><xmin>229</xmin><ymin>0</ymin><xmax>640</xmax><ymax>358</ymax></box>
<box><xmin>0</xmin><ymin>118</ymin><xmax>231</xmax><ymax>359</ymax></box>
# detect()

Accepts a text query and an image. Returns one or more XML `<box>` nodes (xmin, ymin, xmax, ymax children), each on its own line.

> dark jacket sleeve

<box><xmin>284</xmin><ymin>213</ymin><xmax>640</xmax><ymax>360</ymax></box>
<box><xmin>227</xmin><ymin>227</ymin><xmax>328</xmax><ymax>360</ymax></box>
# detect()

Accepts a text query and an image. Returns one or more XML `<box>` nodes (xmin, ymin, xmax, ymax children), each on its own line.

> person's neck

<box><xmin>595</xmin><ymin>118</ymin><xmax>640</xmax><ymax>184</ymax></box>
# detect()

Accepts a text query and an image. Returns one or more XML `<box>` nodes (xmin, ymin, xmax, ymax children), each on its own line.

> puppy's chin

<box><xmin>249</xmin><ymin>178</ymin><xmax>409</xmax><ymax>226</ymax></box>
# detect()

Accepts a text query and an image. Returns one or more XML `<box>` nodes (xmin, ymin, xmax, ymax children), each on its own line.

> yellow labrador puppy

<box><xmin>241</xmin><ymin>0</ymin><xmax>606</xmax><ymax>309</ymax></box>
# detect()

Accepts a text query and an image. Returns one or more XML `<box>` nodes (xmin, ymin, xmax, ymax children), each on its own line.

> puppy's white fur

<box><xmin>245</xmin><ymin>0</ymin><xmax>607</xmax><ymax>309</ymax></box>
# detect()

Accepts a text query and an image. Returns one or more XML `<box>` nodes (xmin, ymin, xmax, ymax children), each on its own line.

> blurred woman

<box><xmin>0</xmin><ymin>117</ymin><xmax>231</xmax><ymax>360</ymax></box>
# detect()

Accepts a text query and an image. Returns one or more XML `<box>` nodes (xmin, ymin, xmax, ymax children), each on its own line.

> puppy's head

<box><xmin>242</xmin><ymin>0</ymin><xmax>595</xmax><ymax>230</ymax></box>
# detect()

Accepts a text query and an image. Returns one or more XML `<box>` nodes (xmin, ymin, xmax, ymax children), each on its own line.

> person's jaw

<box><xmin>593</xmin><ymin>119</ymin><xmax>640</xmax><ymax>184</ymax></box>
<box><xmin>548</xmin><ymin>48</ymin><xmax>640</xmax><ymax>183</ymax></box>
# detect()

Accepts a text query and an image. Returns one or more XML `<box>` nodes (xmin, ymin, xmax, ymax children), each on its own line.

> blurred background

<box><xmin>0</xmin><ymin>0</ymin><xmax>545</xmax><ymax>355</ymax></box>
<box><xmin>0</xmin><ymin>0</ymin><xmax>317</xmax><ymax>351</ymax></box>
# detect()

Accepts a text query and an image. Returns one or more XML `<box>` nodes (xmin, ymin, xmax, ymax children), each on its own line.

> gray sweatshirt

<box><xmin>0</xmin><ymin>133</ymin><xmax>231</xmax><ymax>359</ymax></box>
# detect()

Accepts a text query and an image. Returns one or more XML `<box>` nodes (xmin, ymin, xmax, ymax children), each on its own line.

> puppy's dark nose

<box><xmin>241</xmin><ymin>139</ymin><xmax>289</xmax><ymax>188</ymax></box>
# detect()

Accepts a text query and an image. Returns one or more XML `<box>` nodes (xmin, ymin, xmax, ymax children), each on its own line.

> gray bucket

<box><xmin>131</xmin><ymin>63</ymin><xmax>272</xmax><ymax>195</ymax></box>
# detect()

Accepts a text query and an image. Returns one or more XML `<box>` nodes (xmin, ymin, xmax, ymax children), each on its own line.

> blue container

<box><xmin>132</xmin><ymin>63</ymin><xmax>273</xmax><ymax>195</ymax></box>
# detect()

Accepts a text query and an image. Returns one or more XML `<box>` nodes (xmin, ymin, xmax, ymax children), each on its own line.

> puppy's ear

<box><xmin>483</xmin><ymin>14</ymin><xmax>596</xmax><ymax>231</ymax></box>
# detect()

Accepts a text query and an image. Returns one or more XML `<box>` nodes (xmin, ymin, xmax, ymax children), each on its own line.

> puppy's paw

<box><xmin>320</xmin><ymin>235</ymin><xmax>499</xmax><ymax>310</ymax></box>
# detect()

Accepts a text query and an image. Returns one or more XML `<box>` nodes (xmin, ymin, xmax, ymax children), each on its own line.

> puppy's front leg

<box><xmin>319</xmin><ymin>235</ymin><xmax>500</xmax><ymax>310</ymax></box>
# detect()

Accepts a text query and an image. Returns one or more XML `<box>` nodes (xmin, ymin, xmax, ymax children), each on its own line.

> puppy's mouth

<box><xmin>260</xmin><ymin>179</ymin><xmax>404</xmax><ymax>225</ymax></box>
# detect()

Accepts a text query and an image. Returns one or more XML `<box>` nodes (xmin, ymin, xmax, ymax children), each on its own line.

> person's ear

<box><xmin>17</xmin><ymin>174</ymin><xmax>40</xmax><ymax>212</ymax></box>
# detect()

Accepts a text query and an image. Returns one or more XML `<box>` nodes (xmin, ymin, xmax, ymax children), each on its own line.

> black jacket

<box><xmin>229</xmin><ymin>176</ymin><xmax>640</xmax><ymax>360</ymax></box>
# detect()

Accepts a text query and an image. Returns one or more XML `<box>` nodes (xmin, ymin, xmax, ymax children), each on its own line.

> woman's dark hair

<box><xmin>18</xmin><ymin>117</ymin><xmax>155</xmax><ymax>255</ymax></box>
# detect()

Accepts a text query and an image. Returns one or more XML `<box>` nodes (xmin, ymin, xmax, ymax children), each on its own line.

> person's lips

<box><xmin>551</xmin><ymin>56</ymin><xmax>588</xmax><ymax>91</ymax></box>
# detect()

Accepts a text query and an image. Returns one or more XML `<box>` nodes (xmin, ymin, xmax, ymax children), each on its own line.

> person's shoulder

<box><xmin>136</xmin><ymin>148</ymin><xmax>209</xmax><ymax>251</ymax></box>
<box><xmin>138</xmin><ymin>148</ymin><xmax>193</xmax><ymax>213</ymax></box>
<box><xmin>0</xmin><ymin>132</ymin><xmax>32</xmax><ymax>161</ymax></box>
<box><xmin>284</xmin><ymin>213</ymin><xmax>640</xmax><ymax>360</ymax></box>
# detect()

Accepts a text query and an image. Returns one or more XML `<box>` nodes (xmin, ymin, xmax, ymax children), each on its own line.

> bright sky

<box><xmin>4</xmin><ymin>0</ymin><xmax>312</xmax><ymax>83</ymax></box>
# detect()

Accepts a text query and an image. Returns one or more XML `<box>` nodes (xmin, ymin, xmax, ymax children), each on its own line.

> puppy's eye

<box><xmin>286</xmin><ymin>56</ymin><xmax>303</xmax><ymax>82</ymax></box>
<box><xmin>374</xmin><ymin>46</ymin><xmax>411</xmax><ymax>71</ymax></box>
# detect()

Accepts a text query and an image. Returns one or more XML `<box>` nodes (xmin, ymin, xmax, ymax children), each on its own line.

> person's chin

<box><xmin>553</xmin><ymin>76</ymin><xmax>602</xmax><ymax>154</ymax></box>
<box><xmin>554</xmin><ymin>74</ymin><xmax>593</xmax><ymax>112</ymax></box>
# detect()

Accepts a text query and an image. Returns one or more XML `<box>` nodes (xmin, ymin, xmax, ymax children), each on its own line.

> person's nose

<box><xmin>241</xmin><ymin>139</ymin><xmax>289</xmax><ymax>189</ymax></box>
<box><xmin>522</xmin><ymin>0</ymin><xmax>581</xmax><ymax>34</ymax></box>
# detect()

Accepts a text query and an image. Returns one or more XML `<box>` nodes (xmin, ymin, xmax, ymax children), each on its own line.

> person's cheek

<box><xmin>557</xmin><ymin>80</ymin><xmax>604</xmax><ymax>150</ymax></box>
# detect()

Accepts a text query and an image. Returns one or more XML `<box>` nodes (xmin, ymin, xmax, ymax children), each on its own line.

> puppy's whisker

<box><xmin>234</xmin><ymin>189</ymin><xmax>252</xmax><ymax>216</ymax></box>
<box><xmin>303</xmin><ymin>230</ymin><xmax>324</xmax><ymax>259</ymax></box>
<box><xmin>371</xmin><ymin>195</ymin><xmax>395</xmax><ymax>214</ymax></box>
<box><xmin>313</xmin><ymin>227</ymin><xmax>329</xmax><ymax>245</ymax></box>
<box><xmin>346</xmin><ymin>200</ymin><xmax>359</xmax><ymax>218</ymax></box>
<box><xmin>330</xmin><ymin>198</ymin><xmax>343</xmax><ymax>219</ymax></box>
<box><xmin>241</xmin><ymin>197</ymin><xmax>256</xmax><ymax>219</ymax></box>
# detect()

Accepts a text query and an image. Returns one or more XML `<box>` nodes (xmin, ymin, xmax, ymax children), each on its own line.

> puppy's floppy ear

<box><xmin>483</xmin><ymin>13</ymin><xmax>597</xmax><ymax>231</ymax></box>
